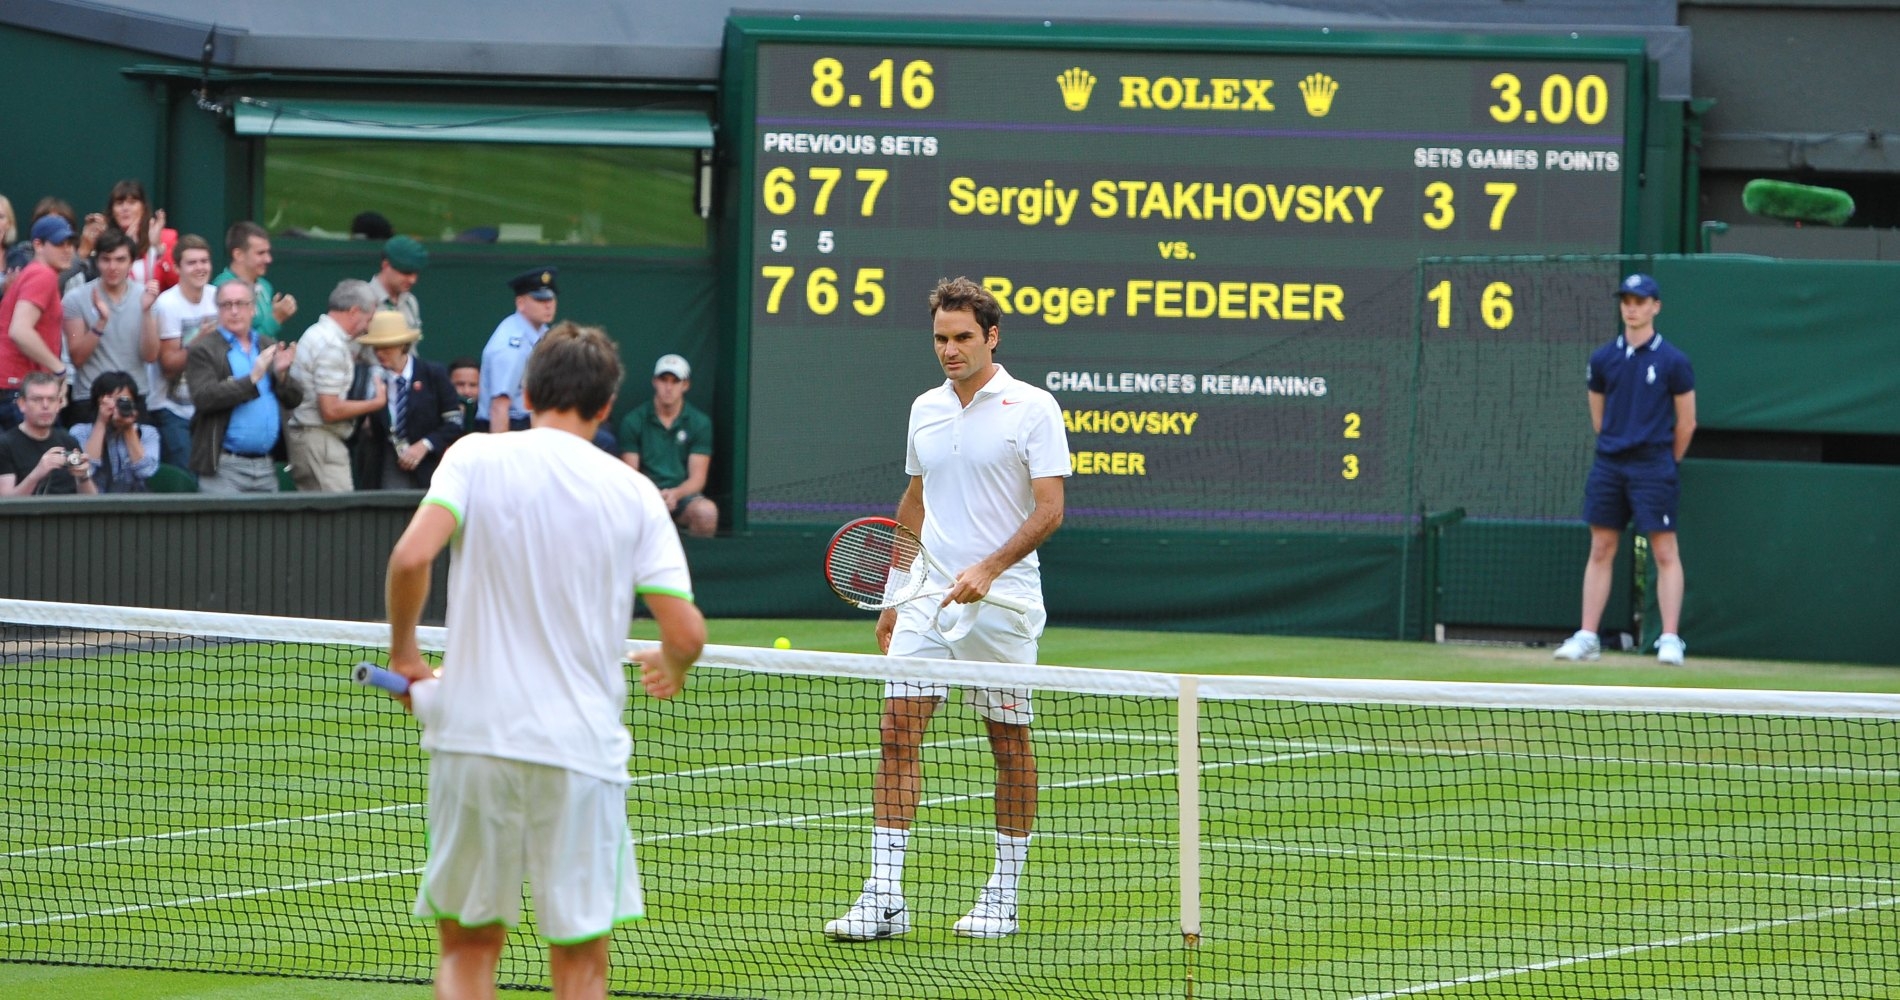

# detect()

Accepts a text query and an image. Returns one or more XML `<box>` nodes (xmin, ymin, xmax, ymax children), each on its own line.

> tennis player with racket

<box><xmin>383</xmin><ymin>322</ymin><xmax>704</xmax><ymax>999</ymax></box>
<box><xmin>825</xmin><ymin>276</ymin><xmax>1070</xmax><ymax>942</ymax></box>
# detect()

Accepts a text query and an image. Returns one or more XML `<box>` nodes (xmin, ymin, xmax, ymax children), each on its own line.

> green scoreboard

<box><xmin>722</xmin><ymin>18</ymin><xmax>1648</xmax><ymax>532</ymax></box>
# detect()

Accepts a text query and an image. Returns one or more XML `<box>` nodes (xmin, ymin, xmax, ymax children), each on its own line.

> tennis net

<box><xmin>3</xmin><ymin>598</ymin><xmax>1896</xmax><ymax>998</ymax></box>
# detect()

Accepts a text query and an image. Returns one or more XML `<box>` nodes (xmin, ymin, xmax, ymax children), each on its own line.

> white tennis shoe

<box><xmin>1552</xmin><ymin>630</ymin><xmax>1602</xmax><ymax>661</ymax></box>
<box><xmin>952</xmin><ymin>886</ymin><xmax>1019</xmax><ymax>938</ymax></box>
<box><xmin>824</xmin><ymin>885</ymin><xmax>909</xmax><ymax>941</ymax></box>
<box><xmin>1656</xmin><ymin>633</ymin><xmax>1686</xmax><ymax>666</ymax></box>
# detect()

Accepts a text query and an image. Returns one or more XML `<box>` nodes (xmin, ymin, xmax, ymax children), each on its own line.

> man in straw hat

<box><xmin>353</xmin><ymin>310</ymin><xmax>463</xmax><ymax>490</ymax></box>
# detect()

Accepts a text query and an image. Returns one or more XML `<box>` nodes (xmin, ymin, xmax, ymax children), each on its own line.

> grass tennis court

<box><xmin>4</xmin><ymin>618</ymin><xmax>1897</xmax><ymax>998</ymax></box>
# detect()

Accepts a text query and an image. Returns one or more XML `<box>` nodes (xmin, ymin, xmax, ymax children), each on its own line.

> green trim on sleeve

<box><xmin>635</xmin><ymin>585</ymin><xmax>695</xmax><ymax>602</ymax></box>
<box><xmin>421</xmin><ymin>495</ymin><xmax>464</xmax><ymax>527</ymax></box>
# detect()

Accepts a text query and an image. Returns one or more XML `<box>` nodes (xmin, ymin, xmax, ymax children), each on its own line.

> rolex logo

<box><xmin>1057</xmin><ymin>67</ymin><xmax>1097</xmax><ymax>112</ymax></box>
<box><xmin>1298</xmin><ymin>73</ymin><xmax>1338</xmax><ymax>118</ymax></box>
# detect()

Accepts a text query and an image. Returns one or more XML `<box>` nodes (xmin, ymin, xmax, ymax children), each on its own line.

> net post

<box><xmin>1177</xmin><ymin>674</ymin><xmax>1202</xmax><ymax>994</ymax></box>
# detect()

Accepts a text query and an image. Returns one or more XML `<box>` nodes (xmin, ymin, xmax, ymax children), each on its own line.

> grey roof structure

<box><xmin>0</xmin><ymin>0</ymin><xmax>1691</xmax><ymax>98</ymax></box>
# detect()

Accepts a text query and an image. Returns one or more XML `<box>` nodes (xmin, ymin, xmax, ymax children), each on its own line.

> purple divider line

<box><xmin>757</xmin><ymin>116</ymin><xmax>1623</xmax><ymax>145</ymax></box>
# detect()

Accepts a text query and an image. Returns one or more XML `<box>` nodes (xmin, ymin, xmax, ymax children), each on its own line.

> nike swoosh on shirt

<box><xmin>1000</xmin><ymin>399</ymin><xmax>1022</xmax><ymax>405</ymax></box>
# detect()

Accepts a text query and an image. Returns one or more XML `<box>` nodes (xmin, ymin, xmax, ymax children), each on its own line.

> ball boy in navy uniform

<box><xmin>1554</xmin><ymin>273</ymin><xmax>1697</xmax><ymax>665</ymax></box>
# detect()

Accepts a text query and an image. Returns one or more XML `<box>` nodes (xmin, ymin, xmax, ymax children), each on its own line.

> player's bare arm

<box><xmin>1672</xmin><ymin>390</ymin><xmax>1697</xmax><ymax>462</ymax></box>
<box><xmin>385</xmin><ymin>502</ymin><xmax>458</xmax><ymax>705</ymax></box>
<box><xmin>632</xmin><ymin>593</ymin><xmax>706</xmax><ymax>700</ymax></box>
<box><xmin>945</xmin><ymin>476</ymin><xmax>1065</xmax><ymax>606</ymax></box>
<box><xmin>1587</xmin><ymin>390</ymin><xmax>1606</xmax><ymax>435</ymax></box>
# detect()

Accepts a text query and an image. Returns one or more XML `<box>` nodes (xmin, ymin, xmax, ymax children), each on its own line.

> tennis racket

<box><xmin>823</xmin><ymin>516</ymin><xmax>1029</xmax><ymax>641</ymax></box>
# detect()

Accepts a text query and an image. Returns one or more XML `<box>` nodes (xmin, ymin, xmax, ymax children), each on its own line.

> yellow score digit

<box><xmin>760</xmin><ymin>265</ymin><xmax>796</xmax><ymax>313</ymax></box>
<box><xmin>853</xmin><ymin>268</ymin><xmax>886</xmax><ymax>316</ymax></box>
<box><xmin>1427</xmin><ymin>279</ymin><xmax>1451</xmax><ymax>328</ymax></box>
<box><xmin>1343</xmin><ymin>412</ymin><xmax>1361</xmax><ymax>439</ymax></box>
<box><xmin>1422</xmin><ymin>181</ymin><xmax>1454</xmax><ymax>230</ymax></box>
<box><xmin>808</xmin><ymin>167</ymin><xmax>842</xmax><ymax>215</ymax></box>
<box><xmin>1484</xmin><ymin>182</ymin><xmax>1517</xmax><ymax>231</ymax></box>
<box><xmin>855</xmin><ymin>168</ymin><xmax>888</xmax><ymax>216</ymax></box>
<box><xmin>811</xmin><ymin>58</ymin><xmax>845</xmax><ymax>107</ymax></box>
<box><xmin>1489</xmin><ymin>73</ymin><xmax>1522</xmax><ymax>123</ymax></box>
<box><xmin>763</xmin><ymin>167</ymin><xmax>795</xmax><ymax>215</ymax></box>
<box><xmin>1342</xmin><ymin>455</ymin><xmax>1360</xmax><ymax>480</ymax></box>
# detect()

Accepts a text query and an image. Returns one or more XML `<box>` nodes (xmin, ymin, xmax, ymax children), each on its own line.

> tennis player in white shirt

<box><xmin>827</xmin><ymin>276</ymin><xmax>1070</xmax><ymax>942</ymax></box>
<box><xmin>386</xmin><ymin>321</ymin><xmax>705</xmax><ymax>999</ymax></box>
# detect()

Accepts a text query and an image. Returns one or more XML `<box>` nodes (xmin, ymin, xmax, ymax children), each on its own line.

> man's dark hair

<box><xmin>88</xmin><ymin>369</ymin><xmax>138</xmax><ymax>404</ymax></box>
<box><xmin>525</xmin><ymin>322</ymin><xmax>622</xmax><ymax>418</ymax></box>
<box><xmin>225</xmin><ymin>220</ymin><xmax>269</xmax><ymax>255</ymax></box>
<box><xmin>175</xmin><ymin>233</ymin><xmax>211</xmax><ymax>258</ymax></box>
<box><xmin>93</xmin><ymin>228</ymin><xmax>133</xmax><ymax>259</ymax></box>
<box><xmin>927</xmin><ymin>276</ymin><xmax>1002</xmax><ymax>335</ymax></box>
<box><xmin>447</xmin><ymin>356</ymin><xmax>480</xmax><ymax>376</ymax></box>
<box><xmin>350</xmin><ymin>211</ymin><xmax>394</xmax><ymax>241</ymax></box>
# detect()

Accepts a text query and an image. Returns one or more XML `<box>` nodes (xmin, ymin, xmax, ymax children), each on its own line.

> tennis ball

<box><xmin>773</xmin><ymin>636</ymin><xmax>791</xmax><ymax>650</ymax></box>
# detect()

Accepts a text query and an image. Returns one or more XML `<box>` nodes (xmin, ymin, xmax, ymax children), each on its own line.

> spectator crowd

<box><xmin>0</xmin><ymin>183</ymin><xmax>718</xmax><ymax>534</ymax></box>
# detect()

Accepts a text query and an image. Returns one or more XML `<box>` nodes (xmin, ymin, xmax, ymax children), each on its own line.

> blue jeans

<box><xmin>152</xmin><ymin>410</ymin><xmax>196</xmax><ymax>482</ymax></box>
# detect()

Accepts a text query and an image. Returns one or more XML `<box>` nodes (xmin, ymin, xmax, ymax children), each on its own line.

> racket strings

<box><xmin>825</xmin><ymin>523</ymin><xmax>921</xmax><ymax>605</ymax></box>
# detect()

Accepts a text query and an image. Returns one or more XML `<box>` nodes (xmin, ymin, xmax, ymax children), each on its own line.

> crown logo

<box><xmin>1298</xmin><ymin>73</ymin><xmax>1338</xmax><ymax>118</ymax></box>
<box><xmin>1056</xmin><ymin>67</ymin><xmax>1097</xmax><ymax>112</ymax></box>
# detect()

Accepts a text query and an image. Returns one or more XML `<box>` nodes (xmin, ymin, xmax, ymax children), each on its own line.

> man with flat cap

<box><xmin>370</xmin><ymin>236</ymin><xmax>428</xmax><ymax>332</ymax></box>
<box><xmin>478</xmin><ymin>267</ymin><xmax>557</xmax><ymax>433</ymax></box>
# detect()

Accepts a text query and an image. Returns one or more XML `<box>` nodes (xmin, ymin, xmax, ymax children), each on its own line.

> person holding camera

<box><xmin>0</xmin><ymin>370</ymin><xmax>96</xmax><ymax>495</ymax></box>
<box><xmin>70</xmin><ymin>370</ymin><xmax>158</xmax><ymax>493</ymax></box>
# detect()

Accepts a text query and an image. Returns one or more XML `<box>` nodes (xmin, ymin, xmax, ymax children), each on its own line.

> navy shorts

<box><xmin>1583</xmin><ymin>449</ymin><xmax>1680</xmax><ymax>534</ymax></box>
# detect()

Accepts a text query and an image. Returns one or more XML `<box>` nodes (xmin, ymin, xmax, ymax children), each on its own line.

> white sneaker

<box><xmin>1656</xmin><ymin>633</ymin><xmax>1686</xmax><ymax>666</ymax></box>
<box><xmin>824</xmin><ymin>885</ymin><xmax>909</xmax><ymax>941</ymax></box>
<box><xmin>952</xmin><ymin>886</ymin><xmax>1019</xmax><ymax>939</ymax></box>
<box><xmin>1552</xmin><ymin>630</ymin><xmax>1602</xmax><ymax>661</ymax></box>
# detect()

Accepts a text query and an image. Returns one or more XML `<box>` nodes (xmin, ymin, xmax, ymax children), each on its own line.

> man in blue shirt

<box><xmin>1554</xmin><ymin>273</ymin><xmax>1697</xmax><ymax>665</ymax></box>
<box><xmin>477</xmin><ymin>267</ymin><xmax>558</xmax><ymax>433</ymax></box>
<box><xmin>183</xmin><ymin>280</ymin><xmax>303</xmax><ymax>493</ymax></box>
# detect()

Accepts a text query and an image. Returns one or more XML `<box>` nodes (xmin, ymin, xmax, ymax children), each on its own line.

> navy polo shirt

<box><xmin>1586</xmin><ymin>332</ymin><xmax>1694</xmax><ymax>456</ymax></box>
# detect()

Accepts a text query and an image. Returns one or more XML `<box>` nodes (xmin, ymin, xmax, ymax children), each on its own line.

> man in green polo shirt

<box><xmin>619</xmin><ymin>353</ymin><xmax>717</xmax><ymax>536</ymax></box>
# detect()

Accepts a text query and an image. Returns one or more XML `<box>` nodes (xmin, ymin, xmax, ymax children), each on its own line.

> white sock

<box><xmin>1577</xmin><ymin>629</ymin><xmax>1599</xmax><ymax>640</ymax></box>
<box><xmin>870</xmin><ymin>826</ymin><xmax>909</xmax><ymax>894</ymax></box>
<box><xmin>988</xmin><ymin>832</ymin><xmax>1031</xmax><ymax>895</ymax></box>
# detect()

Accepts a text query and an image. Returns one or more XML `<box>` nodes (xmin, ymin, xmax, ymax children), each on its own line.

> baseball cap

<box><xmin>31</xmin><ymin>215</ymin><xmax>75</xmax><ymax>245</ymax></box>
<box><xmin>653</xmin><ymin>354</ymin><xmax>691</xmax><ymax>379</ymax></box>
<box><xmin>1615</xmin><ymin>273</ymin><xmax>1660</xmax><ymax>299</ymax></box>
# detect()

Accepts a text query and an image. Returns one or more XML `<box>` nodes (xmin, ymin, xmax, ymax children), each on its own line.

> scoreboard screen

<box><xmin>723</xmin><ymin>18</ymin><xmax>1645</xmax><ymax>532</ymax></box>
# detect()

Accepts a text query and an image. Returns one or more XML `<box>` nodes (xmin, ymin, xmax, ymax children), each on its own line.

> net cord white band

<box><xmin>6</xmin><ymin>598</ymin><xmax>1900</xmax><ymax>719</ymax></box>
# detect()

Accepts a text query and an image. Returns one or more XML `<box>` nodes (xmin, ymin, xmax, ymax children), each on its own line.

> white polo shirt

<box><xmin>905</xmin><ymin>364</ymin><xmax>1071</xmax><ymax>600</ymax></box>
<box><xmin>419</xmin><ymin>427</ymin><xmax>693</xmax><ymax>783</ymax></box>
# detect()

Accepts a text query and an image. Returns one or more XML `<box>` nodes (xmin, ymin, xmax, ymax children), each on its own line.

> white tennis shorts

<box><xmin>886</xmin><ymin>599</ymin><xmax>1046</xmax><ymax>726</ymax></box>
<box><xmin>414</xmin><ymin>751</ymin><xmax>644</xmax><ymax>943</ymax></box>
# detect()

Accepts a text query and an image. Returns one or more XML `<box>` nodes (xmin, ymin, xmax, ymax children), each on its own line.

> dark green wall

<box><xmin>0</xmin><ymin>24</ymin><xmax>169</xmax><ymax>227</ymax></box>
<box><xmin>1649</xmin><ymin>460</ymin><xmax>1900</xmax><ymax>665</ymax></box>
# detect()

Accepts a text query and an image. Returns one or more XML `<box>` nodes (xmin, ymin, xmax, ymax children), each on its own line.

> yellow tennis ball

<box><xmin>773</xmin><ymin>636</ymin><xmax>791</xmax><ymax>650</ymax></box>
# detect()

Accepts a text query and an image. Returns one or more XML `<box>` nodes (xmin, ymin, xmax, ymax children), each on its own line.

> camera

<box><xmin>64</xmin><ymin>449</ymin><xmax>88</xmax><ymax>469</ymax></box>
<box><xmin>114</xmin><ymin>397</ymin><xmax>135</xmax><ymax>418</ymax></box>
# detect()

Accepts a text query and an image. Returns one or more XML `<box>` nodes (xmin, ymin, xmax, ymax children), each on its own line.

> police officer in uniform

<box><xmin>477</xmin><ymin>267</ymin><xmax>557</xmax><ymax>433</ymax></box>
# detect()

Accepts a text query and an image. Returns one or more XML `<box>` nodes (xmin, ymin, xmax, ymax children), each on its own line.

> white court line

<box><xmin>2</xmin><ymin>747</ymin><xmax>1333</xmax><ymax>930</ymax></box>
<box><xmin>0</xmin><ymin>867</ymin><xmax>423</xmax><ymax>929</ymax></box>
<box><xmin>2</xmin><ymin>735</ymin><xmax>991</xmax><ymax>860</ymax></box>
<box><xmin>1347</xmin><ymin>895</ymin><xmax>1900</xmax><ymax>1000</ymax></box>
<box><xmin>794</xmin><ymin>821</ymin><xmax>1899</xmax><ymax>889</ymax></box>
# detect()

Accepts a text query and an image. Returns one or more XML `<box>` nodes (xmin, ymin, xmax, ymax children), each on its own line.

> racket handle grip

<box><xmin>352</xmin><ymin>662</ymin><xmax>411</xmax><ymax>695</ymax></box>
<box><xmin>984</xmin><ymin>591</ymin><xmax>1031</xmax><ymax>615</ymax></box>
